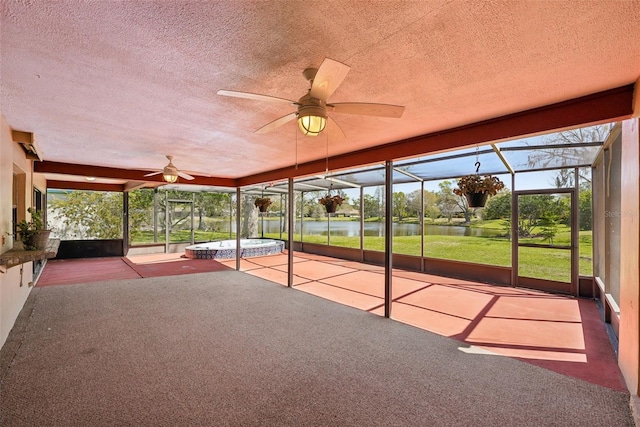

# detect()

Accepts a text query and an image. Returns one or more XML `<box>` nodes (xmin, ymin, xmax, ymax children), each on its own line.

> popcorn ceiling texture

<box><xmin>1</xmin><ymin>0</ymin><xmax>639</xmax><ymax>179</ymax></box>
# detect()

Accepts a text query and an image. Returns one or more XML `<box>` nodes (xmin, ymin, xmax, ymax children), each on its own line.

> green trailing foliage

<box><xmin>16</xmin><ymin>207</ymin><xmax>48</xmax><ymax>250</ymax></box>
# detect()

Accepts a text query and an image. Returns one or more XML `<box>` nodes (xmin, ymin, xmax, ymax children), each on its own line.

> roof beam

<box><xmin>393</xmin><ymin>167</ymin><xmax>423</xmax><ymax>182</ymax></box>
<box><xmin>490</xmin><ymin>144</ymin><xmax>515</xmax><ymax>175</ymax></box>
<box><xmin>314</xmin><ymin>175</ymin><xmax>362</xmax><ymax>189</ymax></box>
<box><xmin>47</xmin><ymin>180</ymin><xmax>125</xmax><ymax>192</ymax></box>
<box><xmin>238</xmin><ymin>84</ymin><xmax>635</xmax><ymax>186</ymax></box>
<box><xmin>35</xmin><ymin>161</ymin><xmax>238</xmax><ymax>188</ymax></box>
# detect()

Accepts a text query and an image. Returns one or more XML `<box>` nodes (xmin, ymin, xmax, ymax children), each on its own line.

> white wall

<box><xmin>0</xmin><ymin>113</ymin><xmax>35</xmax><ymax>349</ymax></box>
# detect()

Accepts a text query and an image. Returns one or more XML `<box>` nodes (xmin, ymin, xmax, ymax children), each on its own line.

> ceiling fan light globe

<box><xmin>163</xmin><ymin>173</ymin><xmax>178</xmax><ymax>183</ymax></box>
<box><xmin>297</xmin><ymin>105</ymin><xmax>327</xmax><ymax>136</ymax></box>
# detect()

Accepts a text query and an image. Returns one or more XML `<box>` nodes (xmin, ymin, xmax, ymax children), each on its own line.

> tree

<box><xmin>516</xmin><ymin>194</ymin><xmax>570</xmax><ymax>237</ymax></box>
<box><xmin>50</xmin><ymin>189</ymin><xmax>241</xmax><ymax>242</ymax></box>
<box><xmin>392</xmin><ymin>191</ymin><xmax>408</xmax><ymax>220</ymax></box>
<box><xmin>527</xmin><ymin>124</ymin><xmax>610</xmax><ymax>183</ymax></box>
<box><xmin>546</xmin><ymin>125</ymin><xmax>610</xmax><ymax>145</ymax></box>
<box><xmin>438</xmin><ymin>180</ymin><xmax>479</xmax><ymax>223</ymax></box>
<box><xmin>194</xmin><ymin>192</ymin><xmax>230</xmax><ymax>230</ymax></box>
<box><xmin>482</xmin><ymin>192</ymin><xmax>511</xmax><ymax>220</ymax></box>
<box><xmin>456</xmin><ymin>195</ymin><xmax>475</xmax><ymax>224</ymax></box>
<box><xmin>437</xmin><ymin>181</ymin><xmax>459</xmax><ymax>223</ymax></box>
<box><xmin>579</xmin><ymin>189</ymin><xmax>592</xmax><ymax>231</ymax></box>
<box><xmin>354</xmin><ymin>194</ymin><xmax>380</xmax><ymax>219</ymax></box>
<box><xmin>550</xmin><ymin>168</ymin><xmax>593</xmax><ymax>232</ymax></box>
<box><xmin>406</xmin><ymin>189</ymin><xmax>439</xmax><ymax>220</ymax></box>
<box><xmin>49</xmin><ymin>190</ymin><xmax>123</xmax><ymax>239</ymax></box>
<box><xmin>373</xmin><ymin>186</ymin><xmax>385</xmax><ymax>220</ymax></box>
<box><xmin>423</xmin><ymin>191</ymin><xmax>440</xmax><ymax>220</ymax></box>
<box><xmin>406</xmin><ymin>190</ymin><xmax>420</xmax><ymax>218</ymax></box>
<box><xmin>550</xmin><ymin>167</ymin><xmax>593</xmax><ymax>190</ymax></box>
<box><xmin>241</xmin><ymin>195</ymin><xmax>258</xmax><ymax>238</ymax></box>
<box><xmin>539</xmin><ymin>213</ymin><xmax>559</xmax><ymax>244</ymax></box>
<box><xmin>128</xmin><ymin>189</ymin><xmax>155</xmax><ymax>241</ymax></box>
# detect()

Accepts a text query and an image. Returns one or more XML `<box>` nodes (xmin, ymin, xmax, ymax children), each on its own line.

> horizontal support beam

<box><xmin>46</xmin><ymin>180</ymin><xmax>125</xmax><ymax>192</ymax></box>
<box><xmin>35</xmin><ymin>161</ymin><xmax>238</xmax><ymax>188</ymax></box>
<box><xmin>238</xmin><ymin>84</ymin><xmax>635</xmax><ymax>186</ymax></box>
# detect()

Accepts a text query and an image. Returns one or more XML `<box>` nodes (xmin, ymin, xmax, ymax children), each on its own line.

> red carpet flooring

<box><xmin>38</xmin><ymin>254</ymin><xmax>231</xmax><ymax>287</ymax></box>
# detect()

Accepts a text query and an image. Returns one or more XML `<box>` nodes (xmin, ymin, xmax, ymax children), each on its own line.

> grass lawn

<box><xmin>130</xmin><ymin>230</ymin><xmax>233</xmax><ymax>244</ymax></box>
<box><xmin>265</xmin><ymin>231</ymin><xmax>593</xmax><ymax>283</ymax></box>
<box><xmin>131</xmin><ymin>224</ymin><xmax>593</xmax><ymax>283</ymax></box>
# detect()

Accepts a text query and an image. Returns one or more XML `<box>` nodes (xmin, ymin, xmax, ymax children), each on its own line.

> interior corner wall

<box><xmin>618</xmin><ymin>117</ymin><xmax>640</xmax><ymax>394</ymax></box>
<box><xmin>0</xmin><ymin>113</ymin><xmax>35</xmax><ymax>349</ymax></box>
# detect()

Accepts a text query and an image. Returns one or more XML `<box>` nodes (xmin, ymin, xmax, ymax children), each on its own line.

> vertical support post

<box><xmin>327</xmin><ymin>207</ymin><xmax>331</xmax><ymax>246</ymax></box>
<box><xmin>191</xmin><ymin>193</ymin><xmax>195</xmax><ymax>245</ymax></box>
<box><xmin>360</xmin><ymin>186</ymin><xmax>364</xmax><ymax>261</ymax></box>
<box><xmin>420</xmin><ymin>180</ymin><xmax>424</xmax><ymax>268</ymax></box>
<box><xmin>300</xmin><ymin>192</ymin><xmax>304</xmax><ymax>243</ymax></box>
<box><xmin>153</xmin><ymin>188</ymin><xmax>158</xmax><ymax>243</ymax></box>
<box><xmin>384</xmin><ymin>161</ymin><xmax>393</xmax><ymax>318</ymax></box>
<box><xmin>288</xmin><ymin>178</ymin><xmax>294</xmax><ymax>288</ymax></box>
<box><xmin>571</xmin><ymin>167</ymin><xmax>580</xmax><ymax>296</ymax></box>
<box><xmin>122</xmin><ymin>191</ymin><xmax>129</xmax><ymax>256</ymax></box>
<box><xmin>280</xmin><ymin>193</ymin><xmax>284</xmax><ymax>240</ymax></box>
<box><xmin>591</xmin><ymin>164</ymin><xmax>599</xmax><ymax>302</ymax></box>
<box><xmin>236</xmin><ymin>188</ymin><xmax>241</xmax><ymax>271</ymax></box>
<box><xmin>510</xmin><ymin>174</ymin><xmax>517</xmax><ymax>287</ymax></box>
<box><xmin>165</xmin><ymin>190</ymin><xmax>169</xmax><ymax>253</ymax></box>
<box><xmin>229</xmin><ymin>194</ymin><xmax>232</xmax><ymax>240</ymax></box>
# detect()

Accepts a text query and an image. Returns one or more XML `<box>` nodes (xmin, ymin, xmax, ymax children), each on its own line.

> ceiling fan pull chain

<box><xmin>325</xmin><ymin>130</ymin><xmax>329</xmax><ymax>176</ymax></box>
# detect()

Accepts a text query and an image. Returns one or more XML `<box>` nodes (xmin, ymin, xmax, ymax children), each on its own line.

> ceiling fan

<box><xmin>217</xmin><ymin>58</ymin><xmax>405</xmax><ymax>137</ymax></box>
<box><xmin>144</xmin><ymin>155</ymin><xmax>194</xmax><ymax>183</ymax></box>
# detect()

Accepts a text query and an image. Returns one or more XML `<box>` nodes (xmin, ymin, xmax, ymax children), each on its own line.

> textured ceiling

<box><xmin>1</xmin><ymin>0</ymin><xmax>639</xmax><ymax>182</ymax></box>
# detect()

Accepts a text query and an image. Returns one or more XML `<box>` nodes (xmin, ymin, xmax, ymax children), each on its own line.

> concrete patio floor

<box><xmin>35</xmin><ymin>250</ymin><xmax>626</xmax><ymax>393</ymax></box>
<box><xmin>218</xmin><ymin>251</ymin><xmax>626</xmax><ymax>392</ymax></box>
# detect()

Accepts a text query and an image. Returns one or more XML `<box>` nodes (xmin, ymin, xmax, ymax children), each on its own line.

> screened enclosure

<box><xmin>46</xmin><ymin>124</ymin><xmax>610</xmax><ymax>296</ymax></box>
<box><xmin>242</xmin><ymin>124</ymin><xmax>610</xmax><ymax>296</ymax></box>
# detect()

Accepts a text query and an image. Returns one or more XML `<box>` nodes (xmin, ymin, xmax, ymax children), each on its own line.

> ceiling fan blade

<box><xmin>217</xmin><ymin>90</ymin><xmax>295</xmax><ymax>105</ymax></box>
<box><xmin>327</xmin><ymin>117</ymin><xmax>345</xmax><ymax>139</ymax></box>
<box><xmin>309</xmin><ymin>58</ymin><xmax>350</xmax><ymax>101</ymax></box>
<box><xmin>144</xmin><ymin>171</ymin><xmax>162</xmax><ymax>177</ymax></box>
<box><xmin>255</xmin><ymin>112</ymin><xmax>297</xmax><ymax>134</ymax></box>
<box><xmin>329</xmin><ymin>102</ymin><xmax>405</xmax><ymax>118</ymax></box>
<box><xmin>178</xmin><ymin>171</ymin><xmax>195</xmax><ymax>180</ymax></box>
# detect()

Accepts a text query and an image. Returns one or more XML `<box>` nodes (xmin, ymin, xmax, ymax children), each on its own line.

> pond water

<box><xmin>257</xmin><ymin>220</ymin><xmax>503</xmax><ymax>238</ymax></box>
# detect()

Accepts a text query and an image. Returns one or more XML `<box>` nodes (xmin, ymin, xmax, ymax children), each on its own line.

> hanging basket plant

<box><xmin>453</xmin><ymin>174</ymin><xmax>505</xmax><ymax>208</ymax></box>
<box><xmin>254</xmin><ymin>197</ymin><xmax>272</xmax><ymax>213</ymax></box>
<box><xmin>318</xmin><ymin>194</ymin><xmax>345</xmax><ymax>214</ymax></box>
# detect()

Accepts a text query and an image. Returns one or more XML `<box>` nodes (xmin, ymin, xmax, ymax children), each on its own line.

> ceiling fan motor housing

<box><xmin>163</xmin><ymin>165</ymin><xmax>178</xmax><ymax>175</ymax></box>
